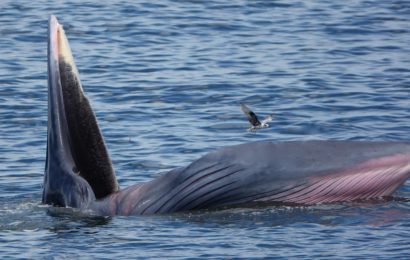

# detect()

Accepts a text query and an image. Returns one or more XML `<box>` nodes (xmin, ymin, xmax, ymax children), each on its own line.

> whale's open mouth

<box><xmin>42</xmin><ymin>16</ymin><xmax>410</xmax><ymax>215</ymax></box>
<box><xmin>44</xmin><ymin>16</ymin><xmax>118</xmax><ymax>207</ymax></box>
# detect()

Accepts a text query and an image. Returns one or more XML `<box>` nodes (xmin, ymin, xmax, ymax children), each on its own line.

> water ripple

<box><xmin>1</xmin><ymin>0</ymin><xmax>410</xmax><ymax>259</ymax></box>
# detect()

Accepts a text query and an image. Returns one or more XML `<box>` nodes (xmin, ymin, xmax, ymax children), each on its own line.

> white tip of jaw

<box><xmin>50</xmin><ymin>15</ymin><xmax>58</xmax><ymax>23</ymax></box>
<box><xmin>57</xmin><ymin>23</ymin><xmax>75</xmax><ymax>66</ymax></box>
<box><xmin>53</xmin><ymin>16</ymin><xmax>84</xmax><ymax>91</ymax></box>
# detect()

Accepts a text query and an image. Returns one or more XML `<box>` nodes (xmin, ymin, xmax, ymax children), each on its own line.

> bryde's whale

<box><xmin>43</xmin><ymin>15</ymin><xmax>410</xmax><ymax>215</ymax></box>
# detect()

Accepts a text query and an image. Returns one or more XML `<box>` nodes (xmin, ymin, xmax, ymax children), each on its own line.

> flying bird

<box><xmin>240</xmin><ymin>103</ymin><xmax>273</xmax><ymax>131</ymax></box>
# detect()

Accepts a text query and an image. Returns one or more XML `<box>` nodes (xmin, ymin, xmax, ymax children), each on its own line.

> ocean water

<box><xmin>1</xmin><ymin>0</ymin><xmax>410</xmax><ymax>258</ymax></box>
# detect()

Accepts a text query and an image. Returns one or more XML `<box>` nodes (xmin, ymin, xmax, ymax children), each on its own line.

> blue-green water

<box><xmin>1</xmin><ymin>0</ymin><xmax>410</xmax><ymax>258</ymax></box>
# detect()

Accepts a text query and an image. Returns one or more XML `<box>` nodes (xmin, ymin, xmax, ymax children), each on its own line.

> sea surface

<box><xmin>1</xmin><ymin>0</ymin><xmax>410</xmax><ymax>259</ymax></box>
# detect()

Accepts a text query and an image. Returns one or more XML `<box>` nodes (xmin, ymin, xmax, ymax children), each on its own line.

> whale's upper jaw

<box><xmin>44</xmin><ymin>15</ymin><xmax>94</xmax><ymax>208</ymax></box>
<box><xmin>43</xmin><ymin>15</ymin><xmax>118</xmax><ymax>208</ymax></box>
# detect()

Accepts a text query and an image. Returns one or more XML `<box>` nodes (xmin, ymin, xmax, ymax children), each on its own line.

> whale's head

<box><xmin>43</xmin><ymin>15</ymin><xmax>118</xmax><ymax>208</ymax></box>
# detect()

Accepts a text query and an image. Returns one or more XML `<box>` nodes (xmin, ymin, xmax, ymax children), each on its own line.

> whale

<box><xmin>43</xmin><ymin>15</ymin><xmax>410</xmax><ymax>216</ymax></box>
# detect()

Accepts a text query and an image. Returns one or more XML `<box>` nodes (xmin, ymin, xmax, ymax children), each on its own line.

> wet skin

<box><xmin>44</xmin><ymin>16</ymin><xmax>410</xmax><ymax>216</ymax></box>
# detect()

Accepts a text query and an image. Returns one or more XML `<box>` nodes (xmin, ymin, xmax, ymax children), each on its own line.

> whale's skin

<box><xmin>91</xmin><ymin>141</ymin><xmax>410</xmax><ymax>215</ymax></box>
<box><xmin>44</xmin><ymin>15</ymin><xmax>410</xmax><ymax>216</ymax></box>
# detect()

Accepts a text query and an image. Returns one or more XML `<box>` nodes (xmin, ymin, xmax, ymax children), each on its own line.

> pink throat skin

<box><xmin>257</xmin><ymin>153</ymin><xmax>410</xmax><ymax>205</ymax></box>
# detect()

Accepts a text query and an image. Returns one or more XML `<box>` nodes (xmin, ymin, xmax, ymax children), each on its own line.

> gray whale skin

<box><xmin>43</xmin><ymin>15</ymin><xmax>410</xmax><ymax>216</ymax></box>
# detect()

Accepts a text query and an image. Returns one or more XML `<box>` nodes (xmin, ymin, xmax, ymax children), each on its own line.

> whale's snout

<box><xmin>44</xmin><ymin>15</ymin><xmax>118</xmax><ymax>208</ymax></box>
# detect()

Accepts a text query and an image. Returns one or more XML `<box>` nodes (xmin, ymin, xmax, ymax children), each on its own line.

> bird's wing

<box><xmin>240</xmin><ymin>103</ymin><xmax>261</xmax><ymax>126</ymax></box>
<box><xmin>261</xmin><ymin>115</ymin><xmax>273</xmax><ymax>125</ymax></box>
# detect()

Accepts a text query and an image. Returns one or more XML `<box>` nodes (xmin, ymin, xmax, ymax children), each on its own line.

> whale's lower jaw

<box><xmin>88</xmin><ymin>146</ymin><xmax>410</xmax><ymax>216</ymax></box>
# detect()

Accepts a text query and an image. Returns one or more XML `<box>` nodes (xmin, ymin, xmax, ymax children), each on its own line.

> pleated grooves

<box><xmin>258</xmin><ymin>163</ymin><xmax>410</xmax><ymax>205</ymax></box>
